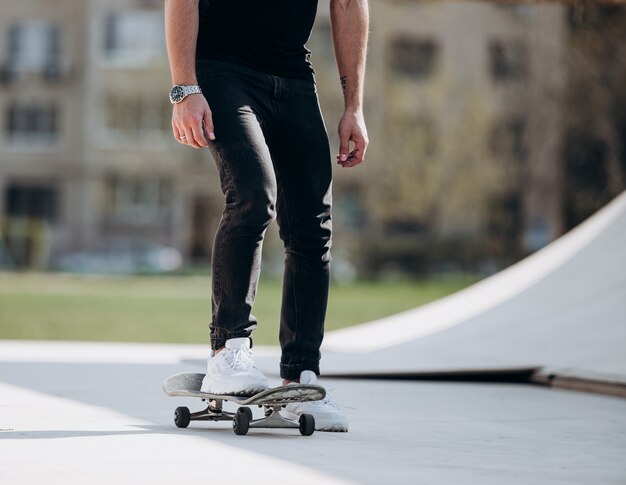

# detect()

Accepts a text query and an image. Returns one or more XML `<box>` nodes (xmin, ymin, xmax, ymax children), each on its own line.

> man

<box><xmin>164</xmin><ymin>0</ymin><xmax>369</xmax><ymax>432</ymax></box>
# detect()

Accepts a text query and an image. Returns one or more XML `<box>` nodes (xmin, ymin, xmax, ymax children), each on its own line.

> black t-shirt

<box><xmin>196</xmin><ymin>0</ymin><xmax>319</xmax><ymax>81</ymax></box>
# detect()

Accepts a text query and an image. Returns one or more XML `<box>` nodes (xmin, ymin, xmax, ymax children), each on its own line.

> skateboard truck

<box><xmin>175</xmin><ymin>398</ymin><xmax>315</xmax><ymax>436</ymax></box>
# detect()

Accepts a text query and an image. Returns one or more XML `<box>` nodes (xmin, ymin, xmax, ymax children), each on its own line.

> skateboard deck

<box><xmin>163</xmin><ymin>372</ymin><xmax>325</xmax><ymax>436</ymax></box>
<box><xmin>163</xmin><ymin>372</ymin><xmax>325</xmax><ymax>405</ymax></box>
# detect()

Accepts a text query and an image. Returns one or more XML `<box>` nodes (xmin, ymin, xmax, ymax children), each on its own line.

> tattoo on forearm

<box><xmin>340</xmin><ymin>75</ymin><xmax>347</xmax><ymax>95</ymax></box>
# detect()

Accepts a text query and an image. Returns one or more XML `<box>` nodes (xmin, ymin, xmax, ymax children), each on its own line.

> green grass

<box><xmin>0</xmin><ymin>272</ymin><xmax>478</xmax><ymax>345</ymax></box>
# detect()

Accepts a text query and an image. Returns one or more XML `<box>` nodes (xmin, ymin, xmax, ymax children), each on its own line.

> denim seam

<box><xmin>211</xmin><ymin>143</ymin><xmax>236</xmax><ymax>349</ymax></box>
<box><xmin>276</xmin><ymin>171</ymin><xmax>300</xmax><ymax>367</ymax></box>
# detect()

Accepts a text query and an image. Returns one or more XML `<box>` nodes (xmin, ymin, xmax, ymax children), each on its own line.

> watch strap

<box><xmin>182</xmin><ymin>85</ymin><xmax>202</xmax><ymax>97</ymax></box>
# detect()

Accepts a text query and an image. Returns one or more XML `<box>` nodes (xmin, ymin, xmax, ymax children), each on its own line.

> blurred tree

<box><xmin>563</xmin><ymin>4</ymin><xmax>626</xmax><ymax>227</ymax></box>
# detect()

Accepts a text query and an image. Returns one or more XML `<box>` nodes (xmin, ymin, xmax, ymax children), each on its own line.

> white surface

<box><xmin>0</xmin><ymin>340</ymin><xmax>279</xmax><ymax>363</ymax></box>
<box><xmin>320</xmin><ymin>192</ymin><xmax>626</xmax><ymax>378</ymax></box>
<box><xmin>325</xmin><ymin>191</ymin><xmax>626</xmax><ymax>353</ymax></box>
<box><xmin>0</xmin><ymin>381</ymin><xmax>350</xmax><ymax>485</ymax></box>
<box><xmin>1</xmin><ymin>345</ymin><xmax>625</xmax><ymax>485</ymax></box>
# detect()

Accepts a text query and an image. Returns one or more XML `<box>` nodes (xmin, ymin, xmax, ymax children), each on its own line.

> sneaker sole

<box><xmin>280</xmin><ymin>409</ymin><xmax>349</xmax><ymax>432</ymax></box>
<box><xmin>201</xmin><ymin>376</ymin><xmax>269</xmax><ymax>396</ymax></box>
<box><xmin>200</xmin><ymin>384</ymin><xmax>268</xmax><ymax>396</ymax></box>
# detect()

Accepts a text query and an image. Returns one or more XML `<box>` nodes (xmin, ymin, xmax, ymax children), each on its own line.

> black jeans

<box><xmin>196</xmin><ymin>59</ymin><xmax>333</xmax><ymax>380</ymax></box>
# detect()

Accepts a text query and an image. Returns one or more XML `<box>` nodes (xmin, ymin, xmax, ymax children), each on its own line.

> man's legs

<box><xmin>197</xmin><ymin>60</ymin><xmax>276</xmax><ymax>393</ymax></box>
<box><xmin>198</xmin><ymin>61</ymin><xmax>277</xmax><ymax>350</ymax></box>
<box><xmin>265</xmin><ymin>76</ymin><xmax>347</xmax><ymax>431</ymax></box>
<box><xmin>208</xmin><ymin>123</ymin><xmax>276</xmax><ymax>349</ymax></box>
<box><xmin>264</xmin><ymin>78</ymin><xmax>333</xmax><ymax>381</ymax></box>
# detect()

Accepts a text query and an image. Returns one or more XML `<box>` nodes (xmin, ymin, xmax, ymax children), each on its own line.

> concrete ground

<box><xmin>1</xmin><ymin>341</ymin><xmax>625</xmax><ymax>484</ymax></box>
<box><xmin>2</xmin><ymin>196</ymin><xmax>625</xmax><ymax>483</ymax></box>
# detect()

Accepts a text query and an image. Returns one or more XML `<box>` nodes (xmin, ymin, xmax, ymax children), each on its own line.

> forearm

<box><xmin>164</xmin><ymin>0</ymin><xmax>199</xmax><ymax>84</ymax></box>
<box><xmin>330</xmin><ymin>0</ymin><xmax>369</xmax><ymax>112</ymax></box>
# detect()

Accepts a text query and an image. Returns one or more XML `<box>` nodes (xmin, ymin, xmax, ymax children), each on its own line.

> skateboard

<box><xmin>163</xmin><ymin>372</ymin><xmax>325</xmax><ymax>436</ymax></box>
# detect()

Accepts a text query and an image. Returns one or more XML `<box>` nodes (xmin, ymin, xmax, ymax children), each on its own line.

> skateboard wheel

<box><xmin>237</xmin><ymin>406</ymin><xmax>253</xmax><ymax>421</ymax></box>
<box><xmin>233</xmin><ymin>412</ymin><xmax>250</xmax><ymax>435</ymax></box>
<box><xmin>299</xmin><ymin>414</ymin><xmax>315</xmax><ymax>436</ymax></box>
<box><xmin>174</xmin><ymin>406</ymin><xmax>191</xmax><ymax>428</ymax></box>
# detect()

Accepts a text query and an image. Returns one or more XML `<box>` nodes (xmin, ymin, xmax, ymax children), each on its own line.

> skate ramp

<box><xmin>321</xmin><ymin>192</ymin><xmax>626</xmax><ymax>387</ymax></box>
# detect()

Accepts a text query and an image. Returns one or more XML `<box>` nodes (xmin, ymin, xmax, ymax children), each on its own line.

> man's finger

<box><xmin>183</xmin><ymin>127</ymin><xmax>201</xmax><ymax>148</ymax></box>
<box><xmin>204</xmin><ymin>110</ymin><xmax>216</xmax><ymax>141</ymax></box>
<box><xmin>178</xmin><ymin>131</ymin><xmax>189</xmax><ymax>145</ymax></box>
<box><xmin>336</xmin><ymin>152</ymin><xmax>357</xmax><ymax>165</ymax></box>
<box><xmin>354</xmin><ymin>135</ymin><xmax>368</xmax><ymax>162</ymax></box>
<box><xmin>340</xmin><ymin>149</ymin><xmax>362</xmax><ymax>168</ymax></box>
<box><xmin>338</xmin><ymin>130</ymin><xmax>351</xmax><ymax>162</ymax></box>
<box><xmin>191</xmin><ymin>119</ymin><xmax>209</xmax><ymax>147</ymax></box>
<box><xmin>172</xmin><ymin>118</ymin><xmax>185</xmax><ymax>143</ymax></box>
<box><xmin>173</xmin><ymin>123</ymin><xmax>184</xmax><ymax>144</ymax></box>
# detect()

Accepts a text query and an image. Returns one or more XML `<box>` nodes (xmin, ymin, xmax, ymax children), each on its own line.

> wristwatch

<box><xmin>169</xmin><ymin>84</ymin><xmax>202</xmax><ymax>104</ymax></box>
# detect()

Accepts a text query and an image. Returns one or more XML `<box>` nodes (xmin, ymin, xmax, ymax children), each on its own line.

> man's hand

<box><xmin>337</xmin><ymin>110</ymin><xmax>368</xmax><ymax>168</ymax></box>
<box><xmin>171</xmin><ymin>94</ymin><xmax>215</xmax><ymax>148</ymax></box>
<box><xmin>165</xmin><ymin>0</ymin><xmax>210</xmax><ymax>148</ymax></box>
<box><xmin>330</xmin><ymin>0</ymin><xmax>369</xmax><ymax>167</ymax></box>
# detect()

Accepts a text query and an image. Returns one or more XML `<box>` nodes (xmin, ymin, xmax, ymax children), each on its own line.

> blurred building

<box><xmin>562</xmin><ymin>6</ymin><xmax>626</xmax><ymax>230</ymax></box>
<box><xmin>311</xmin><ymin>2</ymin><xmax>567</xmax><ymax>273</ymax></box>
<box><xmin>2</xmin><ymin>1</ymin><xmax>619</xmax><ymax>275</ymax></box>
<box><xmin>0</xmin><ymin>0</ymin><xmax>87</xmax><ymax>267</ymax></box>
<box><xmin>0</xmin><ymin>0</ymin><xmax>221</xmax><ymax>269</ymax></box>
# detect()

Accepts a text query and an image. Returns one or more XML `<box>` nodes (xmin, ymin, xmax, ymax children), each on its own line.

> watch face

<box><xmin>170</xmin><ymin>85</ymin><xmax>185</xmax><ymax>103</ymax></box>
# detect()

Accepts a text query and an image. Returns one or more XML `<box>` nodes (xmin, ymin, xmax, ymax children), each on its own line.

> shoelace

<box><xmin>308</xmin><ymin>397</ymin><xmax>339</xmax><ymax>409</ymax></box>
<box><xmin>307</xmin><ymin>387</ymin><xmax>340</xmax><ymax>409</ymax></box>
<box><xmin>225</xmin><ymin>346</ymin><xmax>255</xmax><ymax>371</ymax></box>
<box><xmin>307</xmin><ymin>383</ymin><xmax>354</xmax><ymax>410</ymax></box>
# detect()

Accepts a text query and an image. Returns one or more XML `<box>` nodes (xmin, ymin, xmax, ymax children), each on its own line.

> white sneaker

<box><xmin>200</xmin><ymin>337</ymin><xmax>269</xmax><ymax>395</ymax></box>
<box><xmin>281</xmin><ymin>370</ymin><xmax>349</xmax><ymax>432</ymax></box>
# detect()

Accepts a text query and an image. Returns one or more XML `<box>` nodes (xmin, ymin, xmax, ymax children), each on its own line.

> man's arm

<box><xmin>330</xmin><ymin>0</ymin><xmax>369</xmax><ymax>168</ymax></box>
<box><xmin>164</xmin><ymin>0</ymin><xmax>214</xmax><ymax>148</ymax></box>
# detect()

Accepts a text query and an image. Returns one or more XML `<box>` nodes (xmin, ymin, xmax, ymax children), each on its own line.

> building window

<box><xmin>103</xmin><ymin>10</ymin><xmax>165</xmax><ymax>63</ymax></box>
<box><xmin>104</xmin><ymin>175</ymin><xmax>172</xmax><ymax>224</ymax></box>
<box><xmin>6</xmin><ymin>103</ymin><xmax>59</xmax><ymax>143</ymax></box>
<box><xmin>3</xmin><ymin>183</ymin><xmax>59</xmax><ymax>268</ymax></box>
<box><xmin>104</xmin><ymin>95</ymin><xmax>171</xmax><ymax>139</ymax></box>
<box><xmin>389</xmin><ymin>36</ymin><xmax>439</xmax><ymax>79</ymax></box>
<box><xmin>5</xmin><ymin>21</ymin><xmax>61</xmax><ymax>74</ymax></box>
<box><xmin>489</xmin><ymin>39</ymin><xmax>528</xmax><ymax>81</ymax></box>
<box><xmin>5</xmin><ymin>184</ymin><xmax>58</xmax><ymax>222</ymax></box>
<box><xmin>490</xmin><ymin>118</ymin><xmax>526</xmax><ymax>162</ymax></box>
